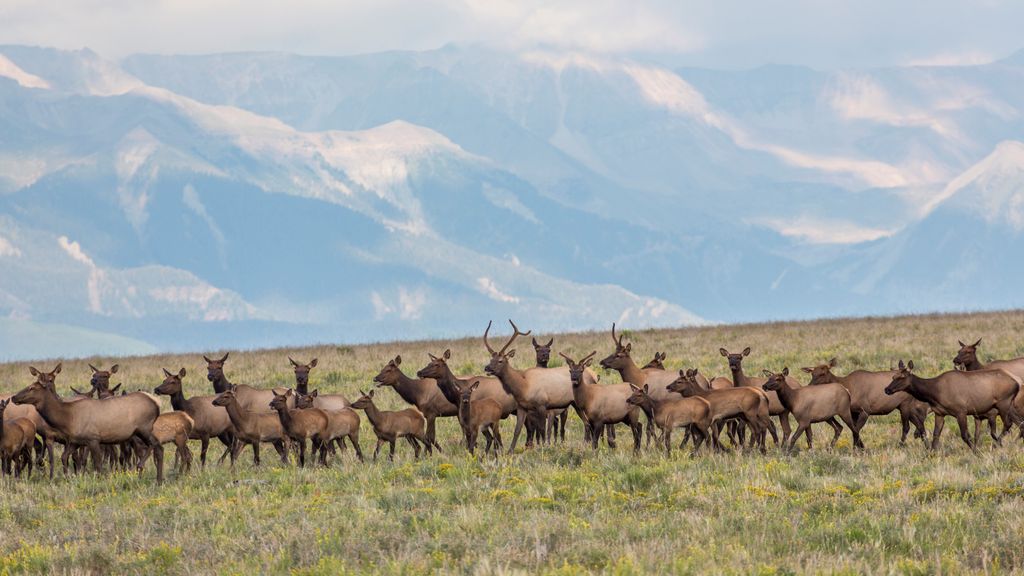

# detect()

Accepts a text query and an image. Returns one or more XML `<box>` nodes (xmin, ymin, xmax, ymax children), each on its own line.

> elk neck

<box><xmin>211</xmin><ymin>372</ymin><xmax>232</xmax><ymax>394</ymax></box>
<box><xmin>492</xmin><ymin>362</ymin><xmax>529</xmax><ymax>399</ymax></box>
<box><xmin>961</xmin><ymin>357</ymin><xmax>985</xmax><ymax>371</ymax></box>
<box><xmin>617</xmin><ymin>358</ymin><xmax>646</xmax><ymax>385</ymax></box>
<box><xmin>360</xmin><ymin>398</ymin><xmax>385</xmax><ymax>428</ymax></box>
<box><xmin>771</xmin><ymin>379</ymin><xmax>797</xmax><ymax>411</ymax></box>
<box><xmin>29</xmin><ymin>389</ymin><xmax>73</xmax><ymax>431</ymax></box>
<box><xmin>166</xmin><ymin>387</ymin><xmax>189</xmax><ymax>412</ymax></box>
<box><xmin>391</xmin><ymin>369</ymin><xmax>429</xmax><ymax>406</ymax></box>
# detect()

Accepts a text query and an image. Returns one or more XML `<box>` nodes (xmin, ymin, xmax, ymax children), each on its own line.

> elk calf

<box><xmin>763</xmin><ymin>368</ymin><xmax>864</xmax><ymax>452</ymax></box>
<box><xmin>270</xmin><ymin>390</ymin><xmax>329</xmax><ymax>467</ymax></box>
<box><xmin>350</xmin><ymin>389</ymin><xmax>440</xmax><ymax>461</ymax></box>
<box><xmin>154</xmin><ymin>368</ymin><xmax>235</xmax><ymax>468</ymax></box>
<box><xmin>457</xmin><ymin>381</ymin><xmax>504</xmax><ymax>455</ymax></box>
<box><xmin>0</xmin><ymin>399</ymin><xmax>36</xmax><ymax>477</ymax></box>
<box><xmin>667</xmin><ymin>369</ymin><xmax>772</xmax><ymax>452</ymax></box>
<box><xmin>296</xmin><ymin>391</ymin><xmax>364</xmax><ymax>462</ymax></box>
<box><xmin>626</xmin><ymin>384</ymin><xmax>712</xmax><ymax>456</ymax></box>
<box><xmin>212</xmin><ymin>386</ymin><xmax>289</xmax><ymax>467</ymax></box>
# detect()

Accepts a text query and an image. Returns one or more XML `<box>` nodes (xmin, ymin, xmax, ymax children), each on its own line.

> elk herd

<box><xmin>1</xmin><ymin>324</ymin><xmax>1022</xmax><ymax>484</ymax></box>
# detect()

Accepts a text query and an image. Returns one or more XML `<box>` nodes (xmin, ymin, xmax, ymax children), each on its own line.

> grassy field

<box><xmin>1</xmin><ymin>311</ymin><xmax>1024</xmax><ymax>574</ymax></box>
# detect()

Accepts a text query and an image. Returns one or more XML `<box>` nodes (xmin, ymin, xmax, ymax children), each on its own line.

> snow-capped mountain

<box><xmin>1</xmin><ymin>44</ymin><xmax>1022</xmax><ymax>360</ymax></box>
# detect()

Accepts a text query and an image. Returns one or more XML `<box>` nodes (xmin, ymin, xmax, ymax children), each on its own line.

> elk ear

<box><xmin>220</xmin><ymin>353</ymin><xmax>229</xmax><ymax>363</ymax></box>
<box><xmin>111</xmin><ymin>383</ymin><xmax>122</xmax><ymax>393</ymax></box>
<box><xmin>310</xmin><ymin>358</ymin><xmax>318</xmax><ymax>368</ymax></box>
<box><xmin>88</xmin><ymin>364</ymin><xmax>99</xmax><ymax>373</ymax></box>
<box><xmin>546</xmin><ymin>338</ymin><xmax>553</xmax><ymax>347</ymax></box>
<box><xmin>897</xmin><ymin>360</ymin><xmax>905</xmax><ymax>370</ymax></box>
<box><xmin>828</xmin><ymin>358</ymin><xmax>837</xmax><ymax>368</ymax></box>
<box><xmin>624</xmin><ymin>343</ymin><xmax>631</xmax><ymax>353</ymax></box>
<box><xmin>719</xmin><ymin>348</ymin><xmax>728</xmax><ymax>357</ymax></box>
<box><xmin>311</xmin><ymin>390</ymin><xmax>318</xmax><ymax>397</ymax></box>
<box><xmin>289</xmin><ymin>357</ymin><xmax>299</xmax><ymax>367</ymax></box>
<box><xmin>742</xmin><ymin>347</ymin><xmax>751</xmax><ymax>357</ymax></box>
<box><xmin>678</xmin><ymin>369</ymin><xmax>685</xmax><ymax>377</ymax></box>
<box><xmin>532</xmin><ymin>337</ymin><xmax>539</xmax><ymax>347</ymax></box>
<box><xmin>163</xmin><ymin>368</ymin><xmax>173</xmax><ymax>378</ymax></box>
<box><xmin>443</xmin><ymin>349</ymin><xmax>450</xmax><ymax>360</ymax></box>
<box><xmin>782</xmin><ymin>367</ymin><xmax>789</xmax><ymax>376</ymax></box>
<box><xmin>907</xmin><ymin>360</ymin><xmax>915</xmax><ymax>371</ymax></box>
<box><xmin>642</xmin><ymin>384</ymin><xmax>649</xmax><ymax>393</ymax></box>
<box><xmin>179</xmin><ymin>368</ymin><xmax>187</xmax><ymax>378</ymax></box>
<box><xmin>629</xmin><ymin>383</ymin><xmax>642</xmax><ymax>392</ymax></box>
<box><xmin>394</xmin><ymin>355</ymin><xmax>402</xmax><ymax>366</ymax></box>
<box><xmin>29</xmin><ymin>366</ymin><xmax>39</xmax><ymax>376</ymax></box>
<box><xmin>507</xmin><ymin>349</ymin><xmax>516</xmax><ymax>358</ymax></box>
<box><xmin>54</xmin><ymin>363</ymin><xmax>62</xmax><ymax>374</ymax></box>
<box><xmin>203</xmin><ymin>355</ymin><xmax>213</xmax><ymax>363</ymax></box>
<box><xmin>761</xmin><ymin>369</ymin><xmax>772</xmax><ymax>378</ymax></box>
<box><xmin>958</xmin><ymin>340</ymin><xmax>966</xmax><ymax>347</ymax></box>
<box><xmin>368</xmin><ymin>389</ymin><xmax>375</xmax><ymax>398</ymax></box>
<box><xmin>470</xmin><ymin>380</ymin><xmax>480</xmax><ymax>391</ymax></box>
<box><xmin>109</xmin><ymin>364</ymin><xmax>119</xmax><ymax>374</ymax></box>
<box><xmin>973</xmin><ymin>338</ymin><xmax>982</xmax><ymax>348</ymax></box>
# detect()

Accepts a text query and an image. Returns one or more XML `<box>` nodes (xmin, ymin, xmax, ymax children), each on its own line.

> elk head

<box><xmin>12</xmin><ymin>381</ymin><xmax>54</xmax><ymax>407</ymax></box>
<box><xmin>211</xmin><ymin>384</ymin><xmax>238</xmax><ymax>407</ymax></box>
<box><xmin>667</xmin><ymin>369</ymin><xmax>701</xmax><ymax>397</ymax></box>
<box><xmin>642</xmin><ymin>352</ymin><xmax>667</xmax><ymax>370</ymax></box>
<box><xmin>559</xmin><ymin>351</ymin><xmax>596</xmax><ymax>388</ymax></box>
<box><xmin>294</xmin><ymin>390</ymin><xmax>317</xmax><ymax>409</ymax></box>
<box><xmin>458</xmin><ymin>380</ymin><xmax>481</xmax><ymax>409</ymax></box>
<box><xmin>204</xmin><ymin>353</ymin><xmax>230</xmax><ymax>388</ymax></box>
<box><xmin>626</xmin><ymin>383</ymin><xmax>650</xmax><ymax>407</ymax></box>
<box><xmin>28</xmin><ymin>363</ymin><xmax>62</xmax><ymax>393</ymax></box>
<box><xmin>761</xmin><ymin>367</ymin><xmax>789</xmax><ymax>391</ymax></box>
<box><xmin>720</xmin><ymin>347</ymin><xmax>751</xmax><ymax>373</ymax></box>
<box><xmin>350</xmin><ymin>389</ymin><xmax>376</xmax><ymax>410</ymax></box>
<box><xmin>532</xmin><ymin>337</ymin><xmax>554</xmax><ymax>368</ymax></box>
<box><xmin>953</xmin><ymin>338</ymin><xmax>982</xmax><ymax>369</ymax></box>
<box><xmin>802</xmin><ymin>358</ymin><xmax>838</xmax><ymax>385</ymax></box>
<box><xmin>373</xmin><ymin>356</ymin><xmax>404</xmax><ymax>387</ymax></box>
<box><xmin>155</xmin><ymin>368</ymin><xmax>187</xmax><ymax>396</ymax></box>
<box><xmin>88</xmin><ymin>363</ymin><xmax>119</xmax><ymax>394</ymax></box>
<box><xmin>289</xmin><ymin>357</ymin><xmax>318</xmax><ymax>391</ymax></box>
<box><xmin>885</xmin><ymin>360</ymin><xmax>916</xmax><ymax>395</ymax></box>
<box><xmin>269</xmin><ymin>389</ymin><xmax>293</xmax><ymax>411</ymax></box>
<box><xmin>416</xmin><ymin>350</ymin><xmax>451</xmax><ymax>380</ymax></box>
<box><xmin>483</xmin><ymin>320</ymin><xmax>531</xmax><ymax>376</ymax></box>
<box><xmin>599</xmin><ymin>323</ymin><xmax>632</xmax><ymax>370</ymax></box>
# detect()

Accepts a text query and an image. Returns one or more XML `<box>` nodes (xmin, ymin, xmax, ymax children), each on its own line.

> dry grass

<box><xmin>1</xmin><ymin>310</ymin><xmax>1023</xmax><ymax>574</ymax></box>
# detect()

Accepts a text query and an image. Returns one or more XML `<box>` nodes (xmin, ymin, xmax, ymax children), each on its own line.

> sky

<box><xmin>1</xmin><ymin>0</ymin><xmax>1022</xmax><ymax>69</ymax></box>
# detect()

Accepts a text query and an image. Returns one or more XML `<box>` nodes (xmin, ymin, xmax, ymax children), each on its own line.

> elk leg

<box><xmin>297</xmin><ymin>438</ymin><xmax>306</xmax><ymax>467</ymax></box>
<box><xmin>86</xmin><ymin>440</ymin><xmax>105</xmax><ymax>475</ymax></box>
<box><xmin>955</xmin><ymin>414</ymin><xmax>977</xmax><ymax>453</ymax></box>
<box><xmin>349</xmin><ymin>434</ymin><xmax>364</xmax><ymax>462</ymax></box>
<box><xmin>763</xmin><ymin>417</ymin><xmax>779</xmax><ymax>446</ymax></box>
<box><xmin>691</xmin><ymin>426</ymin><xmax>707</xmax><ymax>456</ymax></box>
<box><xmin>389</xmin><ymin>439</ymin><xmax>399</xmax><ymax>461</ymax></box>
<box><xmin>372</xmin><ymin>438</ymin><xmax>383</xmax><ymax>461</ymax></box>
<box><xmin>199</xmin><ymin>435</ymin><xmax>210</xmax><ymax>468</ymax></box>
<box><xmin>679</xmin><ymin>426</ymin><xmax>691</xmax><ymax>449</ymax></box>
<box><xmin>273</xmin><ymin>440</ymin><xmax>289</xmax><ymax>464</ymax></box>
<box><xmin>44</xmin><ymin>437</ymin><xmax>54</xmax><ymax>480</ymax></box>
<box><xmin>787</xmin><ymin>422</ymin><xmax>810</xmax><ymax>453</ymax></box>
<box><xmin>589</xmin><ymin>420</ymin><xmax>603</xmax><ymax>450</ymax></box>
<box><xmin>898</xmin><ymin>410</ymin><xmax>911</xmax><ymax>445</ymax></box>
<box><xmin>931</xmin><ymin>416</ymin><xmax>946</xmax><ymax>450</ymax></box>
<box><xmin>663</xmin><ymin>428</ymin><xmax>673</xmax><ymax>457</ymax></box>
<box><xmin>508</xmin><ymin>408</ymin><xmax>528</xmax><ymax>454</ymax></box>
<box><xmin>426</xmin><ymin>417</ymin><xmax>437</xmax><ymax>447</ymax></box>
<box><xmin>482</xmin><ymin>426</ymin><xmax>492</xmax><ymax>454</ymax></box>
<box><xmin>631</xmin><ymin>419</ymin><xmax>642</xmax><ymax>455</ymax></box>
<box><xmin>605</xmin><ymin>424</ymin><xmax>617</xmax><ymax>449</ymax></box>
<box><xmin>777</xmin><ymin>412</ymin><xmax>792</xmax><ymax>447</ymax></box>
<box><xmin>988</xmin><ymin>412</ymin><xmax>1003</xmax><ymax>446</ymax></box>
<box><xmin>824</xmin><ymin>417</ymin><xmax>842</xmax><ymax>449</ymax></box>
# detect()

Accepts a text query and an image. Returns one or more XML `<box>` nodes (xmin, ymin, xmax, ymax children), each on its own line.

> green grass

<box><xmin>2</xmin><ymin>310</ymin><xmax>1024</xmax><ymax>574</ymax></box>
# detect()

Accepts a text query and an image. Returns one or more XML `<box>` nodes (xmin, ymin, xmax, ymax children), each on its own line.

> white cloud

<box><xmin>0</xmin><ymin>54</ymin><xmax>50</xmax><ymax>88</ymax></box>
<box><xmin>0</xmin><ymin>235</ymin><xmax>21</xmax><ymax>258</ymax></box>
<box><xmin>754</xmin><ymin>216</ymin><xmax>895</xmax><ymax>245</ymax></box>
<box><xmin>476</xmin><ymin>277</ymin><xmax>520</xmax><ymax>303</ymax></box>
<box><xmin>58</xmin><ymin>235</ymin><xmax>96</xmax><ymax>268</ymax></box>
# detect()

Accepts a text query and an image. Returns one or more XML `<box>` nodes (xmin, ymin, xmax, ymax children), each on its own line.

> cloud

<box><xmin>0</xmin><ymin>235</ymin><xmax>21</xmax><ymax>258</ymax></box>
<box><xmin>476</xmin><ymin>277</ymin><xmax>520</xmax><ymax>303</ymax></box>
<box><xmin>753</xmin><ymin>216</ymin><xmax>894</xmax><ymax>245</ymax></box>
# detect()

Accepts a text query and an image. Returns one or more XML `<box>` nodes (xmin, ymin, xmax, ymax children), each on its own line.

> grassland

<box><xmin>1</xmin><ymin>311</ymin><xmax>1024</xmax><ymax>575</ymax></box>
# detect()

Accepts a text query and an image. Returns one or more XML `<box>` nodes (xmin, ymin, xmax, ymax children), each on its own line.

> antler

<box><xmin>496</xmin><ymin>319</ymin><xmax>531</xmax><ymax>356</ymax></box>
<box><xmin>483</xmin><ymin>320</ymin><xmax>495</xmax><ymax>354</ymax></box>
<box><xmin>611</xmin><ymin>322</ymin><xmax>623</xmax><ymax>347</ymax></box>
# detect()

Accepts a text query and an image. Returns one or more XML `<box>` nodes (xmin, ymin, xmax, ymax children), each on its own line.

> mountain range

<box><xmin>1</xmin><ymin>44</ymin><xmax>1022</xmax><ymax>360</ymax></box>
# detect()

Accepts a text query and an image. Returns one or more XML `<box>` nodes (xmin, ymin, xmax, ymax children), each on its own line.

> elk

<box><xmin>349</xmin><ymin>389</ymin><xmax>440</xmax><ymax>461</ymax></box>
<box><xmin>625</xmin><ymin>383</ymin><xmax>712</xmax><ymax>456</ymax></box>
<box><xmin>205</xmin><ymin>353</ymin><xmax>290</xmax><ymax>412</ymax></box>
<box><xmin>719</xmin><ymin>347</ymin><xmax>810</xmax><ymax>447</ymax></box>
<box><xmin>154</xmin><ymin>368</ymin><xmax>235</xmax><ymax>468</ymax></box>
<box><xmin>11</xmin><ymin>382</ymin><xmax>165</xmax><ymax>482</ymax></box>
<box><xmin>3</xmin><ymin>364</ymin><xmax>64</xmax><ymax>476</ymax></box>
<box><xmin>483</xmin><ymin>319</ymin><xmax>593</xmax><ymax>453</ymax></box>
<box><xmin>270</xmin><ymin>390</ymin><xmax>327</xmax><ymax>467</ymax></box>
<box><xmin>212</xmin><ymin>385</ymin><xmax>289</xmax><ymax>466</ymax></box>
<box><xmin>289</xmin><ymin>358</ymin><xmax>349</xmax><ymax>410</ymax></box>
<box><xmin>374</xmin><ymin>355</ymin><xmax>458</xmax><ymax>446</ymax></box>
<box><xmin>0</xmin><ymin>399</ymin><xmax>36</xmax><ymax>477</ymax></box>
<box><xmin>88</xmin><ymin>363</ymin><xmax>119</xmax><ymax>396</ymax></box>
<box><xmin>642</xmin><ymin>352</ymin><xmax>667</xmax><ymax>370</ymax></box>
<box><xmin>885</xmin><ymin>360</ymin><xmax>1022</xmax><ymax>452</ymax></box>
<box><xmin>667</xmin><ymin>369</ymin><xmax>771</xmax><ymax>452</ymax></box>
<box><xmin>457</xmin><ymin>381</ymin><xmax>504</xmax><ymax>455</ymax></box>
<box><xmin>762</xmin><ymin>368</ymin><xmax>864</xmax><ymax>452</ymax></box>
<box><xmin>532</xmin><ymin>337</ymin><xmax>568</xmax><ymax>442</ymax></box>
<box><xmin>295</xmin><ymin>391</ymin><xmax>363</xmax><ymax>462</ymax></box>
<box><xmin>561</xmin><ymin>352</ymin><xmax>642</xmax><ymax>453</ymax></box>
<box><xmin>152</xmin><ymin>411</ymin><xmax>195</xmax><ymax>474</ymax></box>
<box><xmin>803</xmin><ymin>358</ymin><xmax>928</xmax><ymax>445</ymax></box>
<box><xmin>953</xmin><ymin>338</ymin><xmax>1024</xmax><ymax>442</ymax></box>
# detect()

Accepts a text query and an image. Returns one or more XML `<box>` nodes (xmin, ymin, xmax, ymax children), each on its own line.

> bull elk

<box><xmin>561</xmin><ymin>352</ymin><xmax>642</xmax><ymax>453</ymax></box>
<box><xmin>885</xmin><ymin>360</ymin><xmax>1022</xmax><ymax>452</ymax></box>
<box><xmin>374</xmin><ymin>355</ymin><xmax>458</xmax><ymax>446</ymax></box>
<box><xmin>350</xmin><ymin>389</ymin><xmax>440</xmax><ymax>460</ymax></box>
<box><xmin>625</xmin><ymin>383</ymin><xmax>712</xmax><ymax>456</ymax></box>
<box><xmin>803</xmin><ymin>358</ymin><xmax>928</xmax><ymax>445</ymax></box>
<box><xmin>762</xmin><ymin>368</ymin><xmax>863</xmax><ymax>452</ymax></box>
<box><xmin>289</xmin><ymin>357</ymin><xmax>349</xmax><ymax>410</ymax></box>
<box><xmin>483</xmin><ymin>320</ymin><xmax>592</xmax><ymax>453</ymax></box>
<box><xmin>154</xmin><ymin>368</ymin><xmax>235</xmax><ymax>468</ymax></box>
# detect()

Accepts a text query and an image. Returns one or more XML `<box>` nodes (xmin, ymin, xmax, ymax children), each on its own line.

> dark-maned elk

<box><xmin>375</xmin><ymin>355</ymin><xmax>458</xmax><ymax>446</ymax></box>
<box><xmin>154</xmin><ymin>368</ymin><xmax>235</xmax><ymax>468</ymax></box>
<box><xmin>626</xmin><ymin>383</ymin><xmax>712</xmax><ymax>456</ymax></box>
<box><xmin>350</xmin><ymin>389</ymin><xmax>441</xmax><ymax>461</ymax></box>
<box><xmin>289</xmin><ymin>357</ymin><xmax>349</xmax><ymax>410</ymax></box>
<box><xmin>667</xmin><ymin>369</ymin><xmax>772</xmax><ymax>452</ymax></box>
<box><xmin>205</xmin><ymin>353</ymin><xmax>290</xmax><ymax>412</ymax></box>
<box><xmin>953</xmin><ymin>338</ymin><xmax>1024</xmax><ymax>443</ymax></box>
<box><xmin>532</xmin><ymin>337</ymin><xmax>568</xmax><ymax>442</ymax></box>
<box><xmin>270</xmin><ymin>390</ymin><xmax>327</xmax><ymax>467</ymax></box>
<box><xmin>720</xmin><ymin>347</ymin><xmax>809</xmax><ymax>447</ymax></box>
<box><xmin>885</xmin><ymin>360</ymin><xmax>1022</xmax><ymax>452</ymax></box>
<box><xmin>763</xmin><ymin>368</ymin><xmax>863</xmax><ymax>452</ymax></box>
<box><xmin>562</xmin><ymin>352</ymin><xmax>642</xmax><ymax>453</ymax></box>
<box><xmin>483</xmin><ymin>320</ymin><xmax>594</xmax><ymax>453</ymax></box>
<box><xmin>88</xmin><ymin>363</ymin><xmax>119</xmax><ymax>397</ymax></box>
<box><xmin>457</xmin><ymin>381</ymin><xmax>504</xmax><ymax>456</ymax></box>
<box><xmin>295</xmin><ymin>391</ymin><xmax>363</xmax><ymax>462</ymax></box>
<box><xmin>803</xmin><ymin>358</ymin><xmax>928</xmax><ymax>445</ymax></box>
<box><xmin>0</xmin><ymin>399</ymin><xmax>35</xmax><ymax>477</ymax></box>
<box><xmin>11</xmin><ymin>381</ymin><xmax>165</xmax><ymax>483</ymax></box>
<box><xmin>2</xmin><ymin>364</ymin><xmax>64</xmax><ymax>477</ymax></box>
<box><xmin>212</xmin><ymin>385</ymin><xmax>289</xmax><ymax>466</ymax></box>
<box><xmin>642</xmin><ymin>352</ymin><xmax>667</xmax><ymax>370</ymax></box>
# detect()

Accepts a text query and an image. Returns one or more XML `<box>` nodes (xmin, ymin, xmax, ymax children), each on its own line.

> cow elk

<box><xmin>667</xmin><ymin>369</ymin><xmax>772</xmax><ymax>452</ymax></box>
<box><xmin>532</xmin><ymin>337</ymin><xmax>568</xmax><ymax>442</ymax></box>
<box><xmin>375</xmin><ymin>355</ymin><xmax>458</xmax><ymax>446</ymax></box>
<box><xmin>720</xmin><ymin>347</ymin><xmax>809</xmax><ymax>447</ymax></box>
<box><xmin>154</xmin><ymin>368</ymin><xmax>235</xmax><ymax>468</ymax></box>
<box><xmin>953</xmin><ymin>338</ymin><xmax>1024</xmax><ymax>443</ymax></box>
<box><xmin>0</xmin><ymin>399</ymin><xmax>35</xmax><ymax>477</ymax></box>
<box><xmin>763</xmin><ymin>368</ymin><xmax>864</xmax><ymax>452</ymax></box>
<box><xmin>626</xmin><ymin>383</ymin><xmax>712</xmax><ymax>456</ymax></box>
<box><xmin>270</xmin><ymin>390</ymin><xmax>327</xmax><ymax>467</ymax></box>
<box><xmin>561</xmin><ymin>352</ymin><xmax>642</xmax><ymax>453</ymax></box>
<box><xmin>205</xmin><ymin>353</ymin><xmax>290</xmax><ymax>412</ymax></box>
<box><xmin>289</xmin><ymin>357</ymin><xmax>349</xmax><ymax>410</ymax></box>
<box><xmin>212</xmin><ymin>385</ymin><xmax>289</xmax><ymax>466</ymax></box>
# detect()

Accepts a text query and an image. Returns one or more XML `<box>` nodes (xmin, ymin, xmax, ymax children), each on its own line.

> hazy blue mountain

<box><xmin>1</xmin><ymin>45</ymin><xmax>1022</xmax><ymax>360</ymax></box>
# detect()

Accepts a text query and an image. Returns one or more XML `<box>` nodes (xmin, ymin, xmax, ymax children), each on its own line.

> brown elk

<box><xmin>212</xmin><ymin>385</ymin><xmax>289</xmax><ymax>466</ymax></box>
<box><xmin>154</xmin><ymin>368</ymin><xmax>235</xmax><ymax>468</ymax></box>
<box><xmin>667</xmin><ymin>369</ymin><xmax>771</xmax><ymax>452</ymax></box>
<box><xmin>561</xmin><ymin>352</ymin><xmax>642</xmax><ymax>453</ymax></box>
<box><xmin>953</xmin><ymin>338</ymin><xmax>1024</xmax><ymax>442</ymax></box>
<box><xmin>289</xmin><ymin>357</ymin><xmax>349</xmax><ymax>410</ymax></box>
<box><xmin>457</xmin><ymin>381</ymin><xmax>504</xmax><ymax>455</ymax></box>
<box><xmin>719</xmin><ymin>347</ymin><xmax>809</xmax><ymax>447</ymax></box>
<box><xmin>885</xmin><ymin>360</ymin><xmax>1022</xmax><ymax>452</ymax></box>
<box><xmin>3</xmin><ymin>364</ymin><xmax>64</xmax><ymax>476</ymax></box>
<box><xmin>532</xmin><ymin>337</ymin><xmax>568</xmax><ymax>442</ymax></box>
<box><xmin>152</xmin><ymin>411</ymin><xmax>195</xmax><ymax>474</ymax></box>
<box><xmin>762</xmin><ymin>368</ymin><xmax>863</xmax><ymax>452</ymax></box>
<box><xmin>374</xmin><ymin>355</ymin><xmax>458</xmax><ymax>446</ymax></box>
<box><xmin>350</xmin><ymin>389</ymin><xmax>440</xmax><ymax>460</ymax></box>
<box><xmin>642</xmin><ymin>352</ymin><xmax>667</xmax><ymax>370</ymax></box>
<box><xmin>803</xmin><ymin>358</ymin><xmax>928</xmax><ymax>445</ymax></box>
<box><xmin>88</xmin><ymin>363</ymin><xmax>119</xmax><ymax>396</ymax></box>
<box><xmin>205</xmin><ymin>353</ymin><xmax>290</xmax><ymax>412</ymax></box>
<box><xmin>625</xmin><ymin>383</ymin><xmax>712</xmax><ymax>456</ymax></box>
<box><xmin>483</xmin><ymin>320</ymin><xmax>593</xmax><ymax>453</ymax></box>
<box><xmin>11</xmin><ymin>381</ymin><xmax>165</xmax><ymax>482</ymax></box>
<box><xmin>270</xmin><ymin>390</ymin><xmax>327</xmax><ymax>467</ymax></box>
<box><xmin>295</xmin><ymin>391</ymin><xmax>364</xmax><ymax>462</ymax></box>
<box><xmin>0</xmin><ymin>399</ymin><xmax>35</xmax><ymax>477</ymax></box>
